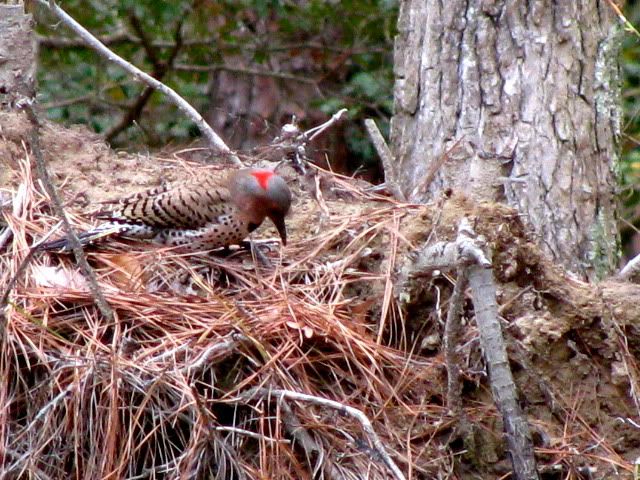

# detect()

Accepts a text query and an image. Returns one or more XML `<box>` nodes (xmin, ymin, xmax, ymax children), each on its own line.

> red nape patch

<box><xmin>251</xmin><ymin>170</ymin><xmax>274</xmax><ymax>190</ymax></box>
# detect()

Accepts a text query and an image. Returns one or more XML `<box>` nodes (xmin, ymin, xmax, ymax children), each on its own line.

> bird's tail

<box><xmin>37</xmin><ymin>223</ymin><xmax>129</xmax><ymax>252</ymax></box>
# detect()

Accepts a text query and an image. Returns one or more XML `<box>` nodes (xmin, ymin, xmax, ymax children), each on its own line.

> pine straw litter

<box><xmin>1</xmin><ymin>152</ymin><xmax>451</xmax><ymax>479</ymax></box>
<box><xmin>1</xmin><ymin>150</ymin><xmax>639</xmax><ymax>479</ymax></box>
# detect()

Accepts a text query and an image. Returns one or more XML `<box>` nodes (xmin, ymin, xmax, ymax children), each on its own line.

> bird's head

<box><xmin>233</xmin><ymin>169</ymin><xmax>292</xmax><ymax>245</ymax></box>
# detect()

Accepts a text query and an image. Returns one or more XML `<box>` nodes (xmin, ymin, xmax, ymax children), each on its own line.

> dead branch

<box><xmin>305</xmin><ymin>108</ymin><xmax>348</xmax><ymax>141</ymax></box>
<box><xmin>37</xmin><ymin>30</ymin><xmax>222</xmax><ymax>49</ymax></box>
<box><xmin>245</xmin><ymin>387</ymin><xmax>407</xmax><ymax>480</ymax></box>
<box><xmin>444</xmin><ymin>267</ymin><xmax>468</xmax><ymax>416</ymax></box>
<box><xmin>183</xmin><ymin>334</ymin><xmax>245</xmax><ymax>377</ymax></box>
<box><xmin>38</xmin><ymin>32</ymin><xmax>384</xmax><ymax>54</ymax></box>
<box><xmin>396</xmin><ymin>217</ymin><xmax>539</xmax><ymax>480</ymax></box>
<box><xmin>257</xmin><ymin>109</ymin><xmax>348</xmax><ymax>173</ymax></box>
<box><xmin>409</xmin><ymin>136</ymin><xmax>466</xmax><ymax>201</ymax></box>
<box><xmin>212</xmin><ymin>425</ymin><xmax>290</xmax><ymax>444</ymax></box>
<box><xmin>21</xmin><ymin>102</ymin><xmax>115</xmax><ymax>322</ymax></box>
<box><xmin>617</xmin><ymin>252</ymin><xmax>640</xmax><ymax>281</ymax></box>
<box><xmin>467</xmin><ymin>261</ymin><xmax>539</xmax><ymax>480</ymax></box>
<box><xmin>364</xmin><ymin>118</ymin><xmax>405</xmax><ymax>201</ymax></box>
<box><xmin>36</xmin><ymin>0</ymin><xmax>240</xmax><ymax>165</ymax></box>
<box><xmin>396</xmin><ymin>218</ymin><xmax>491</xmax><ymax>295</ymax></box>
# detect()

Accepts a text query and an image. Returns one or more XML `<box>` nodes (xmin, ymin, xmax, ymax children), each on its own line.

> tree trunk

<box><xmin>390</xmin><ymin>0</ymin><xmax>620</xmax><ymax>280</ymax></box>
<box><xmin>0</xmin><ymin>4</ymin><xmax>36</xmax><ymax>106</ymax></box>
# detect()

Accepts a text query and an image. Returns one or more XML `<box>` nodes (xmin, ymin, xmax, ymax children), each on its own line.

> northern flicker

<box><xmin>39</xmin><ymin>168</ymin><xmax>292</xmax><ymax>252</ymax></box>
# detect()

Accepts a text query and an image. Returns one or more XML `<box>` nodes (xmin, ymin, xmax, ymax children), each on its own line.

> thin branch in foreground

<box><xmin>468</xmin><ymin>262</ymin><xmax>539</xmax><ymax>480</ymax></box>
<box><xmin>244</xmin><ymin>388</ymin><xmax>407</xmax><ymax>480</ymax></box>
<box><xmin>21</xmin><ymin>102</ymin><xmax>114</xmax><ymax>322</ymax></box>
<box><xmin>409</xmin><ymin>136</ymin><xmax>466</xmax><ymax>201</ymax></box>
<box><xmin>37</xmin><ymin>0</ymin><xmax>240</xmax><ymax>165</ymax></box>
<box><xmin>257</xmin><ymin>109</ymin><xmax>349</xmax><ymax>173</ymax></box>
<box><xmin>212</xmin><ymin>425</ymin><xmax>290</xmax><ymax>444</ymax></box>
<box><xmin>305</xmin><ymin>108</ymin><xmax>348</xmax><ymax>141</ymax></box>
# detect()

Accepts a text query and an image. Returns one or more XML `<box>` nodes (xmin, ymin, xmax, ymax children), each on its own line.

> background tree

<box><xmin>35</xmin><ymin>0</ymin><xmax>396</xmax><ymax>179</ymax></box>
<box><xmin>390</xmin><ymin>0</ymin><xmax>621</xmax><ymax>280</ymax></box>
<box><xmin>2</xmin><ymin>1</ymin><xmax>640</xmax><ymax>478</ymax></box>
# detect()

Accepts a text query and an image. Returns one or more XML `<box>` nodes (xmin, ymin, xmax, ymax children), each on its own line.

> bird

<box><xmin>39</xmin><ymin>168</ymin><xmax>292</xmax><ymax>252</ymax></box>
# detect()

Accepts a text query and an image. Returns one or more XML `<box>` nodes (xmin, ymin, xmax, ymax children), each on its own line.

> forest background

<box><xmin>5</xmin><ymin>1</ymin><xmax>640</xmax><ymax>478</ymax></box>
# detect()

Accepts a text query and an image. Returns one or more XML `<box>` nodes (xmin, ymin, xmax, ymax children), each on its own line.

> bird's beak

<box><xmin>271</xmin><ymin>216</ymin><xmax>287</xmax><ymax>246</ymax></box>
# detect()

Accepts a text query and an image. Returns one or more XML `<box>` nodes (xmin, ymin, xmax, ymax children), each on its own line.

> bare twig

<box><xmin>21</xmin><ymin>102</ymin><xmax>115</xmax><ymax>321</ymax></box>
<box><xmin>307</xmin><ymin>108</ymin><xmax>348</xmax><ymax>141</ymax></box>
<box><xmin>617</xmin><ymin>252</ymin><xmax>640</xmax><ymax>281</ymax></box>
<box><xmin>259</xmin><ymin>109</ymin><xmax>348</xmax><ymax>173</ymax></box>
<box><xmin>184</xmin><ymin>334</ymin><xmax>244</xmax><ymax>376</ymax></box>
<box><xmin>457</xmin><ymin>220</ymin><xmax>539</xmax><ymax>479</ymax></box>
<box><xmin>245</xmin><ymin>388</ymin><xmax>406</xmax><ymax>480</ymax></box>
<box><xmin>37</xmin><ymin>0</ymin><xmax>240</xmax><ymax>165</ymax></box>
<box><xmin>444</xmin><ymin>268</ymin><xmax>468</xmax><ymax>416</ymax></box>
<box><xmin>37</xmin><ymin>29</ymin><xmax>132</xmax><ymax>48</ymax></box>
<box><xmin>364</xmin><ymin>118</ymin><xmax>405</xmax><ymax>201</ymax></box>
<box><xmin>38</xmin><ymin>31</ymin><xmax>385</xmax><ymax>55</ymax></box>
<box><xmin>38</xmin><ymin>33</ymin><xmax>385</xmax><ymax>54</ymax></box>
<box><xmin>212</xmin><ymin>425</ymin><xmax>290</xmax><ymax>444</ymax></box>
<box><xmin>396</xmin><ymin>218</ymin><xmax>491</xmax><ymax>294</ymax></box>
<box><xmin>468</xmin><ymin>261</ymin><xmax>539</xmax><ymax>480</ymax></box>
<box><xmin>40</xmin><ymin>94</ymin><xmax>96</xmax><ymax>110</ymax></box>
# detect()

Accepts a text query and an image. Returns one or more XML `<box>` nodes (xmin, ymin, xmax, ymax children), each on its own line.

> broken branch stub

<box><xmin>396</xmin><ymin>217</ymin><xmax>539</xmax><ymax>479</ymax></box>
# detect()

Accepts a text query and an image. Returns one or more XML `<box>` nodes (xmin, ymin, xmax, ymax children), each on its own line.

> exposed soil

<box><xmin>2</xmin><ymin>111</ymin><xmax>639</xmax><ymax>479</ymax></box>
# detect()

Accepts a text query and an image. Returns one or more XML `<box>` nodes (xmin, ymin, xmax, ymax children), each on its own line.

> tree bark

<box><xmin>0</xmin><ymin>4</ymin><xmax>36</xmax><ymax>105</ymax></box>
<box><xmin>390</xmin><ymin>0</ymin><xmax>620</xmax><ymax>280</ymax></box>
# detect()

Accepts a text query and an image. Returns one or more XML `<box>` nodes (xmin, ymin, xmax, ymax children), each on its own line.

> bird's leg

<box><xmin>240</xmin><ymin>240</ymin><xmax>272</xmax><ymax>267</ymax></box>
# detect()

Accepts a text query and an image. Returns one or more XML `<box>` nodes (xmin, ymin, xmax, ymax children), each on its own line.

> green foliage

<box><xmin>35</xmin><ymin>1</ymin><xmax>640</xmax><ymax>195</ymax></box>
<box><xmin>621</xmin><ymin>2</ymin><xmax>640</xmax><ymax>249</ymax></box>
<box><xmin>35</xmin><ymin>0</ymin><xmax>396</xmax><ymax>167</ymax></box>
